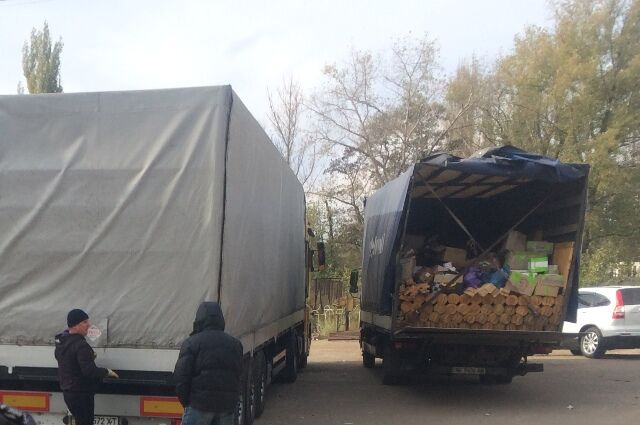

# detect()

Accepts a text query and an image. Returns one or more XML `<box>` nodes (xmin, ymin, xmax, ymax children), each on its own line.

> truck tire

<box><xmin>297</xmin><ymin>333</ymin><xmax>308</xmax><ymax>370</ymax></box>
<box><xmin>245</xmin><ymin>366</ymin><xmax>256</xmax><ymax>425</ymax></box>
<box><xmin>382</xmin><ymin>345</ymin><xmax>402</xmax><ymax>385</ymax></box>
<box><xmin>278</xmin><ymin>332</ymin><xmax>298</xmax><ymax>383</ymax></box>
<box><xmin>234</xmin><ymin>373</ymin><xmax>246</xmax><ymax>425</ymax></box>
<box><xmin>580</xmin><ymin>326</ymin><xmax>607</xmax><ymax>359</ymax></box>
<box><xmin>298</xmin><ymin>353</ymin><xmax>308</xmax><ymax>369</ymax></box>
<box><xmin>363</xmin><ymin>351</ymin><xmax>375</xmax><ymax>368</ymax></box>
<box><xmin>253</xmin><ymin>351</ymin><xmax>267</xmax><ymax>418</ymax></box>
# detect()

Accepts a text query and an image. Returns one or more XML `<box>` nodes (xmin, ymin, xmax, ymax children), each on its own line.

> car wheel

<box><xmin>570</xmin><ymin>349</ymin><xmax>582</xmax><ymax>356</ymax></box>
<box><xmin>580</xmin><ymin>326</ymin><xmax>607</xmax><ymax>359</ymax></box>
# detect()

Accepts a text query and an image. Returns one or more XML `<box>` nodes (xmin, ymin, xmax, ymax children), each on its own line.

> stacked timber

<box><xmin>397</xmin><ymin>282</ymin><xmax>564</xmax><ymax>331</ymax></box>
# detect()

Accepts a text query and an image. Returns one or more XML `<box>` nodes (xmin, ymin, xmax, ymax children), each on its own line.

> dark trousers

<box><xmin>63</xmin><ymin>392</ymin><xmax>95</xmax><ymax>425</ymax></box>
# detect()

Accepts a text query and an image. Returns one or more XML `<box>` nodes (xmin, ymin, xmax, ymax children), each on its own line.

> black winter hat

<box><xmin>67</xmin><ymin>309</ymin><xmax>89</xmax><ymax>328</ymax></box>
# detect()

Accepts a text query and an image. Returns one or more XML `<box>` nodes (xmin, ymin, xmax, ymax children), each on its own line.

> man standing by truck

<box><xmin>54</xmin><ymin>309</ymin><xmax>119</xmax><ymax>425</ymax></box>
<box><xmin>174</xmin><ymin>302</ymin><xmax>243</xmax><ymax>425</ymax></box>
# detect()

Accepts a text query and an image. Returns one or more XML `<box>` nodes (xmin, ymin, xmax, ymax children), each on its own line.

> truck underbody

<box><xmin>359</xmin><ymin>322</ymin><xmax>573</xmax><ymax>385</ymax></box>
<box><xmin>0</xmin><ymin>321</ymin><xmax>307</xmax><ymax>425</ymax></box>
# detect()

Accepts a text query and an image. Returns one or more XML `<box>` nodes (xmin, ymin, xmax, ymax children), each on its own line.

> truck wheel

<box><xmin>297</xmin><ymin>333</ymin><xmax>308</xmax><ymax>370</ymax></box>
<box><xmin>278</xmin><ymin>332</ymin><xmax>298</xmax><ymax>383</ymax></box>
<box><xmin>234</xmin><ymin>374</ymin><xmax>246</xmax><ymax>425</ymax></box>
<box><xmin>580</xmin><ymin>326</ymin><xmax>607</xmax><ymax>359</ymax></box>
<box><xmin>363</xmin><ymin>351</ymin><xmax>375</xmax><ymax>368</ymax></box>
<box><xmin>253</xmin><ymin>351</ymin><xmax>267</xmax><ymax>418</ymax></box>
<box><xmin>245</xmin><ymin>367</ymin><xmax>256</xmax><ymax>425</ymax></box>
<box><xmin>298</xmin><ymin>353</ymin><xmax>308</xmax><ymax>369</ymax></box>
<box><xmin>382</xmin><ymin>346</ymin><xmax>401</xmax><ymax>385</ymax></box>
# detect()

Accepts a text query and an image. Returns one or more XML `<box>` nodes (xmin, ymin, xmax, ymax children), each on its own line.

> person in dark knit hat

<box><xmin>54</xmin><ymin>309</ymin><xmax>119</xmax><ymax>425</ymax></box>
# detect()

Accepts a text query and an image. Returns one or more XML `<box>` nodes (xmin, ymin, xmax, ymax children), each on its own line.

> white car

<box><xmin>562</xmin><ymin>286</ymin><xmax>640</xmax><ymax>358</ymax></box>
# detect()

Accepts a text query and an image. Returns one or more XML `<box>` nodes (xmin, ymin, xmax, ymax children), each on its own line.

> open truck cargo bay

<box><xmin>360</xmin><ymin>147</ymin><xmax>589</xmax><ymax>367</ymax></box>
<box><xmin>0</xmin><ymin>86</ymin><xmax>306</xmax><ymax>374</ymax></box>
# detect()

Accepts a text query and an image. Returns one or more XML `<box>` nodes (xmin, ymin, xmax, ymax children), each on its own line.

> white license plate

<box><xmin>451</xmin><ymin>366</ymin><xmax>486</xmax><ymax>375</ymax></box>
<box><xmin>94</xmin><ymin>416</ymin><xmax>119</xmax><ymax>425</ymax></box>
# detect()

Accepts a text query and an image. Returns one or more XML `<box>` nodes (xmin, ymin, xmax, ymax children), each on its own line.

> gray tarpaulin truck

<box><xmin>355</xmin><ymin>147</ymin><xmax>589</xmax><ymax>384</ymax></box>
<box><xmin>0</xmin><ymin>86</ymin><xmax>314</xmax><ymax>425</ymax></box>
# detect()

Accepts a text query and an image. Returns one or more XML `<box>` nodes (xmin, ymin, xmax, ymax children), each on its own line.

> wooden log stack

<box><xmin>398</xmin><ymin>282</ymin><xmax>563</xmax><ymax>331</ymax></box>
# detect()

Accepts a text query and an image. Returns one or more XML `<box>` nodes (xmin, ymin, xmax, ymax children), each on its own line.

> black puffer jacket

<box><xmin>174</xmin><ymin>302</ymin><xmax>243</xmax><ymax>413</ymax></box>
<box><xmin>54</xmin><ymin>331</ymin><xmax>108</xmax><ymax>393</ymax></box>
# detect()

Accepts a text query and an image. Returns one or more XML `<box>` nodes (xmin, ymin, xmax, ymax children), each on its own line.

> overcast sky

<box><xmin>0</xmin><ymin>0</ymin><xmax>552</xmax><ymax>121</ymax></box>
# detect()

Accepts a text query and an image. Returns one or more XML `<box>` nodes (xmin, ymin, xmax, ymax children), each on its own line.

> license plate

<box><xmin>451</xmin><ymin>366</ymin><xmax>486</xmax><ymax>375</ymax></box>
<box><xmin>94</xmin><ymin>416</ymin><xmax>119</xmax><ymax>425</ymax></box>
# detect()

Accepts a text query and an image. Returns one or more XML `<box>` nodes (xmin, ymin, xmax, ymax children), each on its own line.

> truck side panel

<box><xmin>0</xmin><ymin>88</ymin><xmax>229</xmax><ymax>349</ymax></box>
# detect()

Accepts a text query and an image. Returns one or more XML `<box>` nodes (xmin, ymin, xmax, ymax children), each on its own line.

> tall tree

<box><xmin>447</xmin><ymin>0</ymin><xmax>640</xmax><ymax>283</ymax></box>
<box><xmin>21</xmin><ymin>21</ymin><xmax>63</xmax><ymax>94</ymax></box>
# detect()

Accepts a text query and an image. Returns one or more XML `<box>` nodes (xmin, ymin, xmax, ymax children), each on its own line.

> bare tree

<box><xmin>308</xmin><ymin>35</ymin><xmax>475</xmax><ymax>189</ymax></box>
<box><xmin>267</xmin><ymin>77</ymin><xmax>319</xmax><ymax>190</ymax></box>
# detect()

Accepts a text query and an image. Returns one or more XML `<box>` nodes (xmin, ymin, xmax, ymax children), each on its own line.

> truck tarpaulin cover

<box><xmin>0</xmin><ymin>86</ymin><xmax>305</xmax><ymax>348</ymax></box>
<box><xmin>361</xmin><ymin>146</ymin><xmax>587</xmax><ymax>319</ymax></box>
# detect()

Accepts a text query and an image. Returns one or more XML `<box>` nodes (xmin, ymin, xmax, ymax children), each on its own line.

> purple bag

<box><xmin>463</xmin><ymin>267</ymin><xmax>483</xmax><ymax>289</ymax></box>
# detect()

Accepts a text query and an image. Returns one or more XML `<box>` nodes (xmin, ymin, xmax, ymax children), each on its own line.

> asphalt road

<box><xmin>258</xmin><ymin>340</ymin><xmax>640</xmax><ymax>425</ymax></box>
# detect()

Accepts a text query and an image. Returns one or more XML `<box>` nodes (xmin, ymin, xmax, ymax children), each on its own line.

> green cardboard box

<box><xmin>508</xmin><ymin>251</ymin><xmax>535</xmax><ymax>270</ymax></box>
<box><xmin>528</xmin><ymin>257</ymin><xmax>549</xmax><ymax>273</ymax></box>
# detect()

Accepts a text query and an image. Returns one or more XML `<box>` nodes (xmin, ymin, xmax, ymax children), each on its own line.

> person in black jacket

<box><xmin>54</xmin><ymin>309</ymin><xmax>119</xmax><ymax>425</ymax></box>
<box><xmin>174</xmin><ymin>302</ymin><xmax>243</xmax><ymax>425</ymax></box>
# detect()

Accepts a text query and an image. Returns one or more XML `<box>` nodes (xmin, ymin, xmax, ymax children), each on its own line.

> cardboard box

<box><xmin>508</xmin><ymin>251</ymin><xmax>535</xmax><ymax>270</ymax></box>
<box><xmin>509</xmin><ymin>271</ymin><xmax>538</xmax><ymax>296</ymax></box>
<box><xmin>442</xmin><ymin>247</ymin><xmax>467</xmax><ymax>268</ymax></box>
<box><xmin>537</xmin><ymin>273</ymin><xmax>565</xmax><ymax>288</ymax></box>
<box><xmin>503</xmin><ymin>230</ymin><xmax>527</xmax><ymax>252</ymax></box>
<box><xmin>527</xmin><ymin>241</ymin><xmax>554</xmax><ymax>255</ymax></box>
<box><xmin>528</xmin><ymin>257</ymin><xmax>549</xmax><ymax>273</ymax></box>
<box><xmin>547</xmin><ymin>264</ymin><xmax>559</xmax><ymax>274</ymax></box>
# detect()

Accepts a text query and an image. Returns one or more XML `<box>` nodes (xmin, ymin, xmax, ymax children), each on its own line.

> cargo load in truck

<box><xmin>358</xmin><ymin>146</ymin><xmax>589</xmax><ymax>384</ymax></box>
